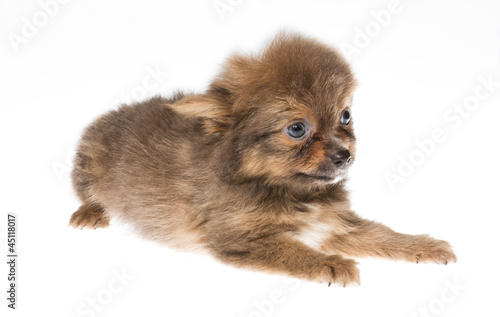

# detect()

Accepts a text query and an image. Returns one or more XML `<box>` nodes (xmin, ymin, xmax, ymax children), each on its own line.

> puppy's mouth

<box><xmin>294</xmin><ymin>172</ymin><xmax>346</xmax><ymax>185</ymax></box>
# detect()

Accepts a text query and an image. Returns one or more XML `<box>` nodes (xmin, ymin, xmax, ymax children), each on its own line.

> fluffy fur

<box><xmin>69</xmin><ymin>33</ymin><xmax>456</xmax><ymax>286</ymax></box>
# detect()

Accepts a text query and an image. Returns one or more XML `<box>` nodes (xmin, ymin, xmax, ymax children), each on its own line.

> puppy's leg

<box><xmin>323</xmin><ymin>217</ymin><xmax>456</xmax><ymax>264</ymax></box>
<box><xmin>69</xmin><ymin>203</ymin><xmax>110</xmax><ymax>229</ymax></box>
<box><xmin>213</xmin><ymin>235</ymin><xmax>360</xmax><ymax>286</ymax></box>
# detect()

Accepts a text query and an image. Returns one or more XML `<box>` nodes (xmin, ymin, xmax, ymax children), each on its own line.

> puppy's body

<box><xmin>70</xmin><ymin>34</ymin><xmax>456</xmax><ymax>285</ymax></box>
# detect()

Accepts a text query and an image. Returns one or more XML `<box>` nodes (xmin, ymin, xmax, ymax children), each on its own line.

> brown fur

<box><xmin>69</xmin><ymin>33</ymin><xmax>456</xmax><ymax>286</ymax></box>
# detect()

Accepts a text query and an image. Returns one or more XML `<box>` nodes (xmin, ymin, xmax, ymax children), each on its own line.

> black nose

<box><xmin>331</xmin><ymin>150</ymin><xmax>351</xmax><ymax>169</ymax></box>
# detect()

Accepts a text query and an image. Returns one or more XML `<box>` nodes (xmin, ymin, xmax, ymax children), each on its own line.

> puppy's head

<box><xmin>172</xmin><ymin>33</ymin><xmax>356</xmax><ymax>188</ymax></box>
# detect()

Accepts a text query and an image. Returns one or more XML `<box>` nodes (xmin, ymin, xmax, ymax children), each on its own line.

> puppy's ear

<box><xmin>169</xmin><ymin>54</ymin><xmax>256</xmax><ymax>134</ymax></box>
<box><xmin>208</xmin><ymin>55</ymin><xmax>255</xmax><ymax>98</ymax></box>
<box><xmin>168</xmin><ymin>94</ymin><xmax>231</xmax><ymax>134</ymax></box>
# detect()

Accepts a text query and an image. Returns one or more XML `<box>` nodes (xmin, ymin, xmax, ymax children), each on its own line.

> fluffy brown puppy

<box><xmin>69</xmin><ymin>33</ymin><xmax>456</xmax><ymax>286</ymax></box>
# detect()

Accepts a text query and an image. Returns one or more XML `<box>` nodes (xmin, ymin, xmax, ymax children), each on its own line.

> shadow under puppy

<box><xmin>70</xmin><ymin>33</ymin><xmax>456</xmax><ymax>286</ymax></box>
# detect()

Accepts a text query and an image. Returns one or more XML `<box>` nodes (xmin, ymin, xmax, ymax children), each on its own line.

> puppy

<box><xmin>69</xmin><ymin>33</ymin><xmax>456</xmax><ymax>286</ymax></box>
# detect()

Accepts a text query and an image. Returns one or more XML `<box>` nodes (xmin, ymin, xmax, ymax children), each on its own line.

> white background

<box><xmin>1</xmin><ymin>0</ymin><xmax>500</xmax><ymax>316</ymax></box>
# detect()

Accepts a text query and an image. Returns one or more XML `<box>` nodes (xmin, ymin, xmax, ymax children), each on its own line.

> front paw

<box><xmin>313</xmin><ymin>256</ymin><xmax>360</xmax><ymax>287</ymax></box>
<box><xmin>409</xmin><ymin>236</ymin><xmax>457</xmax><ymax>265</ymax></box>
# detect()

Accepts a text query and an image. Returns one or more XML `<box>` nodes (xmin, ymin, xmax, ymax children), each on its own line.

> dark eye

<box><xmin>286</xmin><ymin>122</ymin><xmax>307</xmax><ymax>138</ymax></box>
<box><xmin>340</xmin><ymin>109</ymin><xmax>351</xmax><ymax>125</ymax></box>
